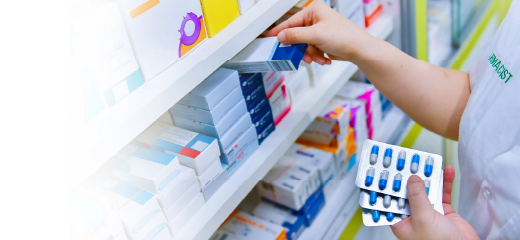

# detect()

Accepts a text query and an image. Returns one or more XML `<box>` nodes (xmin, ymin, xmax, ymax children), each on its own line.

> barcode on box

<box><xmin>269</xmin><ymin>60</ymin><xmax>296</xmax><ymax>71</ymax></box>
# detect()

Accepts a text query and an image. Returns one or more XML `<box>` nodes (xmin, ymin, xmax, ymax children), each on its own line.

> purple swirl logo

<box><xmin>178</xmin><ymin>12</ymin><xmax>202</xmax><ymax>57</ymax></box>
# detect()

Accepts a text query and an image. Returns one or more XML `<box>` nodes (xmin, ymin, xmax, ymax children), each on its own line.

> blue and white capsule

<box><xmin>378</xmin><ymin>170</ymin><xmax>389</xmax><ymax>190</ymax></box>
<box><xmin>410</xmin><ymin>154</ymin><xmax>420</xmax><ymax>174</ymax></box>
<box><xmin>397</xmin><ymin>150</ymin><xmax>406</xmax><ymax>171</ymax></box>
<box><xmin>383</xmin><ymin>148</ymin><xmax>393</xmax><ymax>168</ymax></box>
<box><xmin>386</xmin><ymin>212</ymin><xmax>395</xmax><ymax>222</ymax></box>
<box><xmin>370</xmin><ymin>145</ymin><xmax>379</xmax><ymax>165</ymax></box>
<box><xmin>383</xmin><ymin>194</ymin><xmax>391</xmax><ymax>208</ymax></box>
<box><xmin>424</xmin><ymin>179</ymin><xmax>431</xmax><ymax>195</ymax></box>
<box><xmin>372</xmin><ymin>210</ymin><xmax>380</xmax><ymax>222</ymax></box>
<box><xmin>424</xmin><ymin>156</ymin><xmax>434</xmax><ymax>177</ymax></box>
<box><xmin>369</xmin><ymin>191</ymin><xmax>377</xmax><ymax>206</ymax></box>
<box><xmin>393</xmin><ymin>173</ymin><xmax>402</xmax><ymax>192</ymax></box>
<box><xmin>365</xmin><ymin>168</ymin><xmax>375</xmax><ymax>186</ymax></box>
<box><xmin>398</xmin><ymin>198</ymin><xmax>405</xmax><ymax>209</ymax></box>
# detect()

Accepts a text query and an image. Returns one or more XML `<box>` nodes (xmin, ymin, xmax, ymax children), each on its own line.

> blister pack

<box><xmin>355</xmin><ymin>140</ymin><xmax>443</xmax><ymax>203</ymax></box>
<box><xmin>361</xmin><ymin>208</ymin><xmax>407</xmax><ymax>226</ymax></box>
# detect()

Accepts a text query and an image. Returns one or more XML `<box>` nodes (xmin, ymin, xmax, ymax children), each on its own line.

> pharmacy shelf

<box><xmin>71</xmin><ymin>0</ymin><xmax>301</xmax><ymax>187</ymax></box>
<box><xmin>172</xmin><ymin>15</ymin><xmax>394</xmax><ymax>240</ymax></box>
<box><xmin>373</xmin><ymin>105</ymin><xmax>410</xmax><ymax>145</ymax></box>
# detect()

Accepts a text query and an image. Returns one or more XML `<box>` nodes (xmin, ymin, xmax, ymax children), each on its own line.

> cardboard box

<box><xmin>223</xmin><ymin>37</ymin><xmax>308</xmax><ymax>73</ymax></box>
<box><xmin>197</xmin><ymin>157</ymin><xmax>223</xmax><ymax>188</ymax></box>
<box><xmin>221</xmin><ymin>124</ymin><xmax>258</xmax><ymax>164</ymax></box>
<box><xmin>134</xmin><ymin>122</ymin><xmax>220</xmax><ymax>176</ymax></box>
<box><xmin>243</xmin><ymin>82</ymin><xmax>267</xmax><ymax>107</ymax></box>
<box><xmin>94</xmin><ymin>178</ymin><xmax>170</xmax><ymax>240</ymax></box>
<box><xmin>200</xmin><ymin>0</ymin><xmax>240</xmax><ymax>38</ymax></box>
<box><xmin>262</xmin><ymin>71</ymin><xmax>284</xmax><ymax>99</ymax></box>
<box><xmin>105</xmin><ymin>145</ymin><xmax>180</xmax><ymax>194</ymax></box>
<box><xmin>343</xmin><ymin>99</ymin><xmax>368</xmax><ymax>148</ymax></box>
<box><xmin>170</xmin><ymin>86</ymin><xmax>244</xmax><ymax>125</ymax></box>
<box><xmin>256</xmin><ymin>114</ymin><xmax>275</xmax><ymax>145</ymax></box>
<box><xmin>220</xmin><ymin>212</ymin><xmax>287</xmax><ymax>240</ymax></box>
<box><xmin>117</xmin><ymin>0</ymin><xmax>207</xmax><ymax>81</ymax></box>
<box><xmin>221</xmin><ymin>136</ymin><xmax>260</xmax><ymax>177</ymax></box>
<box><xmin>297</xmin><ymin>134</ymin><xmax>349</xmax><ymax>178</ymax></box>
<box><xmin>218</xmin><ymin>113</ymin><xmax>254</xmax><ymax>163</ymax></box>
<box><xmin>283</xmin><ymin>66</ymin><xmax>310</xmax><ymax>105</ymax></box>
<box><xmin>177</xmin><ymin>68</ymin><xmax>240</xmax><ymax>110</ymax></box>
<box><xmin>237</xmin><ymin>0</ymin><xmax>256</xmax><ymax>14</ymax></box>
<box><xmin>252</xmin><ymin>107</ymin><xmax>275</xmax><ymax>136</ymax></box>
<box><xmin>173</xmin><ymin>99</ymin><xmax>248</xmax><ymax>141</ymax></box>
<box><xmin>285</xmin><ymin>144</ymin><xmax>338</xmax><ymax>200</ymax></box>
<box><xmin>248</xmin><ymin>97</ymin><xmax>271</xmax><ymax>121</ymax></box>
<box><xmin>163</xmin><ymin>181</ymin><xmax>200</xmax><ymax>222</ymax></box>
<box><xmin>300</xmin><ymin>61</ymin><xmax>328</xmax><ymax>87</ymax></box>
<box><xmin>363</xmin><ymin>0</ymin><xmax>383</xmax><ymax>28</ymax></box>
<box><xmin>201</xmin><ymin>169</ymin><xmax>229</xmax><ymax>201</ymax></box>
<box><xmin>269</xmin><ymin>83</ymin><xmax>291</xmax><ymax>126</ymax></box>
<box><xmin>168</xmin><ymin>193</ymin><xmax>205</xmax><ymax>237</ymax></box>
<box><xmin>252</xmin><ymin>201</ymin><xmax>306</xmax><ymax>240</ymax></box>
<box><xmin>298</xmin><ymin>188</ymin><xmax>325</xmax><ymax>226</ymax></box>
<box><xmin>156</xmin><ymin>165</ymin><xmax>197</xmax><ymax>211</ymax></box>
<box><xmin>239</xmin><ymin>72</ymin><xmax>263</xmax><ymax>95</ymax></box>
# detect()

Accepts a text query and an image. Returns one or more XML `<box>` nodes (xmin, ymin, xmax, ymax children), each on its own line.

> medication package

<box><xmin>355</xmin><ymin>139</ymin><xmax>445</xmax><ymax>226</ymax></box>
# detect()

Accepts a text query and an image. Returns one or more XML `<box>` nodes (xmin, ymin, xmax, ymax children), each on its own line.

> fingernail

<box><xmin>279</xmin><ymin>31</ymin><xmax>286</xmax><ymax>43</ymax></box>
<box><xmin>408</xmin><ymin>175</ymin><xmax>422</xmax><ymax>182</ymax></box>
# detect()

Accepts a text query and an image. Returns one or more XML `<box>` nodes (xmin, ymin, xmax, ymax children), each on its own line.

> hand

<box><xmin>390</xmin><ymin>165</ymin><xmax>479</xmax><ymax>240</ymax></box>
<box><xmin>265</xmin><ymin>1</ymin><xmax>374</xmax><ymax>65</ymax></box>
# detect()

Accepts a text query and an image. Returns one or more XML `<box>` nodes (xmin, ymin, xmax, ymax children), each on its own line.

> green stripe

<box><xmin>338</xmin><ymin>207</ymin><xmax>364</xmax><ymax>240</ymax></box>
<box><xmin>400</xmin><ymin>123</ymin><xmax>423</xmax><ymax>148</ymax></box>
<box><xmin>415</xmin><ymin>0</ymin><xmax>428</xmax><ymax>61</ymax></box>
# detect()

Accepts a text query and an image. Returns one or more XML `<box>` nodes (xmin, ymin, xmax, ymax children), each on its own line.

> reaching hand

<box><xmin>390</xmin><ymin>165</ymin><xmax>479</xmax><ymax>240</ymax></box>
<box><xmin>265</xmin><ymin>1</ymin><xmax>374</xmax><ymax>65</ymax></box>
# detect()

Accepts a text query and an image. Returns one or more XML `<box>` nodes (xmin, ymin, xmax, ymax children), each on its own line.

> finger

<box><xmin>390</xmin><ymin>217</ymin><xmax>413</xmax><ymax>240</ymax></box>
<box><xmin>443</xmin><ymin>165</ymin><xmax>455</xmax><ymax>205</ymax></box>
<box><xmin>278</xmin><ymin>26</ymin><xmax>320</xmax><ymax>45</ymax></box>
<box><xmin>306</xmin><ymin>45</ymin><xmax>328</xmax><ymax>65</ymax></box>
<box><xmin>314</xmin><ymin>48</ymin><xmax>332</xmax><ymax>65</ymax></box>
<box><xmin>266</xmin><ymin>9</ymin><xmax>309</xmax><ymax>37</ymax></box>
<box><xmin>303</xmin><ymin>53</ymin><xmax>312</xmax><ymax>64</ymax></box>
<box><xmin>407</xmin><ymin>175</ymin><xmax>434</xmax><ymax>223</ymax></box>
<box><xmin>443</xmin><ymin>202</ymin><xmax>456</xmax><ymax>215</ymax></box>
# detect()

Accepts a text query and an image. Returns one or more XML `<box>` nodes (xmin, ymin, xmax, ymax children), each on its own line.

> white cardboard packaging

<box><xmin>197</xmin><ymin>157</ymin><xmax>223</xmax><ymax>189</ymax></box>
<box><xmin>156</xmin><ymin>165</ymin><xmax>197</xmax><ymax>211</ymax></box>
<box><xmin>134</xmin><ymin>122</ymin><xmax>220</xmax><ymax>176</ymax></box>
<box><xmin>220</xmin><ymin>212</ymin><xmax>287</xmax><ymax>240</ymax></box>
<box><xmin>262</xmin><ymin>71</ymin><xmax>284</xmax><ymax>99</ymax></box>
<box><xmin>105</xmin><ymin>146</ymin><xmax>181</xmax><ymax>194</ymax></box>
<box><xmin>269</xmin><ymin>83</ymin><xmax>291</xmax><ymax>126</ymax></box>
<box><xmin>221</xmin><ymin>124</ymin><xmax>258</xmax><ymax>164</ymax></box>
<box><xmin>237</xmin><ymin>0</ymin><xmax>256</xmax><ymax>14</ymax></box>
<box><xmin>163</xmin><ymin>181</ymin><xmax>200</xmax><ymax>222</ymax></box>
<box><xmin>117</xmin><ymin>0</ymin><xmax>207</xmax><ymax>81</ymax></box>
<box><xmin>168</xmin><ymin>193</ymin><xmax>205</xmax><ymax>237</ymax></box>
<box><xmin>283</xmin><ymin>66</ymin><xmax>311</xmax><ymax>105</ymax></box>
<box><xmin>252</xmin><ymin>201</ymin><xmax>306</xmax><ymax>240</ymax></box>
<box><xmin>201</xmin><ymin>168</ymin><xmax>229</xmax><ymax>201</ymax></box>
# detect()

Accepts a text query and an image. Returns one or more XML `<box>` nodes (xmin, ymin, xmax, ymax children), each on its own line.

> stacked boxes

<box><xmin>336</xmin><ymin>81</ymin><xmax>382</xmax><ymax>139</ymax></box>
<box><xmin>216</xmin><ymin>212</ymin><xmax>288</xmax><ymax>240</ymax></box>
<box><xmin>283</xmin><ymin>66</ymin><xmax>311</xmax><ymax>104</ymax></box>
<box><xmin>171</xmin><ymin>68</ymin><xmax>259</xmax><ymax>177</ymax></box>
<box><xmin>363</xmin><ymin>0</ymin><xmax>383</xmax><ymax>28</ymax></box>
<box><xmin>331</xmin><ymin>0</ymin><xmax>365</xmax><ymax>28</ymax></box>
<box><xmin>297</xmin><ymin>132</ymin><xmax>351</xmax><ymax>178</ymax></box>
<box><xmin>343</xmin><ymin>99</ymin><xmax>369</xmax><ymax>152</ymax></box>
<box><xmin>252</xmin><ymin>201</ymin><xmax>306</xmax><ymax>240</ymax></box>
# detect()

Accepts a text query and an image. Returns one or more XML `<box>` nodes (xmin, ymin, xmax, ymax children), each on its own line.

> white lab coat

<box><xmin>459</xmin><ymin>0</ymin><xmax>520</xmax><ymax>239</ymax></box>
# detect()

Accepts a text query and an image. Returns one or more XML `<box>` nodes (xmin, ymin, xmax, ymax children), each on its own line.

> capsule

<box><xmin>372</xmin><ymin>210</ymin><xmax>380</xmax><ymax>222</ymax></box>
<box><xmin>386</xmin><ymin>212</ymin><xmax>395</xmax><ymax>222</ymax></box>
<box><xmin>424</xmin><ymin>156</ymin><xmax>434</xmax><ymax>177</ymax></box>
<box><xmin>365</xmin><ymin>168</ymin><xmax>375</xmax><ymax>186</ymax></box>
<box><xmin>397</xmin><ymin>150</ymin><xmax>406</xmax><ymax>171</ymax></box>
<box><xmin>383</xmin><ymin>194</ymin><xmax>391</xmax><ymax>208</ymax></box>
<box><xmin>398</xmin><ymin>198</ymin><xmax>405</xmax><ymax>209</ymax></box>
<box><xmin>370</xmin><ymin>145</ymin><xmax>379</xmax><ymax>165</ymax></box>
<box><xmin>401</xmin><ymin>214</ymin><xmax>408</xmax><ymax>219</ymax></box>
<box><xmin>378</xmin><ymin>170</ymin><xmax>389</xmax><ymax>190</ymax></box>
<box><xmin>425</xmin><ymin>179</ymin><xmax>431</xmax><ymax>195</ymax></box>
<box><xmin>383</xmin><ymin>148</ymin><xmax>392</xmax><ymax>168</ymax></box>
<box><xmin>393</xmin><ymin>173</ymin><xmax>402</xmax><ymax>192</ymax></box>
<box><xmin>410</xmin><ymin>154</ymin><xmax>420</xmax><ymax>174</ymax></box>
<box><xmin>369</xmin><ymin>191</ymin><xmax>377</xmax><ymax>206</ymax></box>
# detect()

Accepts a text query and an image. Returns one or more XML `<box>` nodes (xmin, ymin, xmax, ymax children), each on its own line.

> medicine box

<box><xmin>237</xmin><ymin>0</ymin><xmax>256</xmax><ymax>14</ymax></box>
<box><xmin>218</xmin><ymin>112</ymin><xmax>254</xmax><ymax>159</ymax></box>
<box><xmin>117</xmin><ymin>0</ymin><xmax>207</xmax><ymax>81</ymax></box>
<box><xmin>248</xmin><ymin>97</ymin><xmax>270</xmax><ymax>121</ymax></box>
<box><xmin>200</xmin><ymin>0</ymin><xmax>240</xmax><ymax>38</ymax></box>
<box><xmin>221</xmin><ymin>136</ymin><xmax>260</xmax><ymax>177</ymax></box>
<box><xmin>283</xmin><ymin>66</ymin><xmax>311</xmax><ymax>105</ymax></box>
<box><xmin>285</xmin><ymin>144</ymin><xmax>338</xmax><ymax>200</ymax></box>
<box><xmin>269</xmin><ymin>84</ymin><xmax>291</xmax><ymax>126</ymax></box>
<box><xmin>298</xmin><ymin>188</ymin><xmax>325</xmax><ymax>226</ymax></box>
<box><xmin>297</xmin><ymin>134</ymin><xmax>349</xmax><ymax>178</ymax></box>
<box><xmin>133</xmin><ymin>122</ymin><xmax>220</xmax><ymax>176</ymax></box>
<box><xmin>252</xmin><ymin>201</ymin><xmax>306</xmax><ymax>240</ymax></box>
<box><xmin>221</xmin><ymin>124</ymin><xmax>257</xmax><ymax>164</ymax></box>
<box><xmin>197</xmin><ymin>157</ymin><xmax>223</xmax><ymax>188</ymax></box>
<box><xmin>300</xmin><ymin>61</ymin><xmax>327</xmax><ymax>87</ymax></box>
<box><xmin>170</xmin><ymin>86</ymin><xmax>244</xmax><ymax>125</ymax></box>
<box><xmin>94</xmin><ymin>178</ymin><xmax>170</xmax><ymax>240</ymax></box>
<box><xmin>105</xmin><ymin>145</ymin><xmax>180</xmax><ymax>194</ymax></box>
<box><xmin>256</xmin><ymin>115</ymin><xmax>275</xmax><ymax>145</ymax></box>
<box><xmin>262</xmin><ymin>71</ymin><xmax>284</xmax><ymax>99</ymax></box>
<box><xmin>220</xmin><ymin>212</ymin><xmax>288</xmax><ymax>240</ymax></box>
<box><xmin>177</xmin><ymin>68</ymin><xmax>240</xmax><ymax>110</ymax></box>
<box><xmin>223</xmin><ymin>37</ymin><xmax>308</xmax><ymax>73</ymax></box>
<box><xmin>173</xmin><ymin>99</ymin><xmax>248</xmax><ymax>141</ymax></box>
<box><xmin>202</xmin><ymin>168</ymin><xmax>229</xmax><ymax>201</ymax></box>
<box><xmin>239</xmin><ymin>72</ymin><xmax>263</xmax><ymax>95</ymax></box>
<box><xmin>156</xmin><ymin>165</ymin><xmax>197</xmax><ymax>211</ymax></box>
<box><xmin>168</xmin><ymin>193</ymin><xmax>205</xmax><ymax>237</ymax></box>
<box><xmin>364</xmin><ymin>0</ymin><xmax>383</xmax><ymax>28</ymax></box>
<box><xmin>252</xmin><ymin>107</ymin><xmax>275</xmax><ymax>135</ymax></box>
<box><xmin>243</xmin><ymin>82</ymin><xmax>267</xmax><ymax>107</ymax></box>
<box><xmin>163</xmin><ymin>180</ymin><xmax>200</xmax><ymax>222</ymax></box>
<box><xmin>344</xmin><ymin>99</ymin><xmax>368</xmax><ymax>149</ymax></box>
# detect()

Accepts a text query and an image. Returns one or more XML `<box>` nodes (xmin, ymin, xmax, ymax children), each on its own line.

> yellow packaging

<box><xmin>200</xmin><ymin>0</ymin><xmax>240</xmax><ymax>37</ymax></box>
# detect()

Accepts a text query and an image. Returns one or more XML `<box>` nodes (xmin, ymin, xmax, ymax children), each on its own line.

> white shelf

<box><xmin>373</xmin><ymin>105</ymin><xmax>410</xmax><ymax>145</ymax></box>
<box><xmin>172</xmin><ymin>15</ymin><xmax>394</xmax><ymax>240</ymax></box>
<box><xmin>71</xmin><ymin>0</ymin><xmax>301</xmax><ymax>187</ymax></box>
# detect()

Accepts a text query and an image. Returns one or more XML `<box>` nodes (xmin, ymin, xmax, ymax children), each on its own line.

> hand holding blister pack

<box><xmin>356</xmin><ymin>139</ymin><xmax>445</xmax><ymax>226</ymax></box>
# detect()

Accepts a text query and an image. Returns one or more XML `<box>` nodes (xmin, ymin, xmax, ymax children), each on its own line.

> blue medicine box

<box><xmin>239</xmin><ymin>72</ymin><xmax>263</xmax><ymax>95</ymax></box>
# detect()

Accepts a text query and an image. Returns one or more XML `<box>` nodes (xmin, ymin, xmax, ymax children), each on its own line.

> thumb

<box><xmin>278</xmin><ymin>27</ymin><xmax>319</xmax><ymax>45</ymax></box>
<box><xmin>407</xmin><ymin>175</ymin><xmax>434</xmax><ymax>223</ymax></box>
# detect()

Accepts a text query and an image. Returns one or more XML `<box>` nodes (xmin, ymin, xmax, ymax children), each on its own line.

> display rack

<box><xmin>70</xmin><ymin>0</ymin><xmax>301</xmax><ymax>187</ymax></box>
<box><xmin>171</xmin><ymin>15</ymin><xmax>394</xmax><ymax>240</ymax></box>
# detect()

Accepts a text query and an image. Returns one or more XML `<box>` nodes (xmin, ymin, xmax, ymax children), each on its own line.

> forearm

<box><xmin>351</xmin><ymin>37</ymin><xmax>471</xmax><ymax>140</ymax></box>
